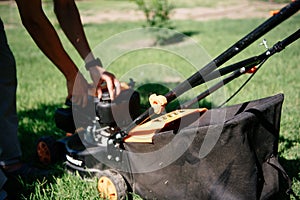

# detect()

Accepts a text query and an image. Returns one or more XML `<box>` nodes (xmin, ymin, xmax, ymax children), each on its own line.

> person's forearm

<box><xmin>54</xmin><ymin>0</ymin><xmax>95</xmax><ymax>64</ymax></box>
<box><xmin>16</xmin><ymin>0</ymin><xmax>78</xmax><ymax>81</ymax></box>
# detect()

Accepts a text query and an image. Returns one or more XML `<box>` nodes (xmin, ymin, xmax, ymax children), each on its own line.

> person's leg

<box><xmin>0</xmin><ymin>170</ymin><xmax>7</xmax><ymax>200</ymax></box>
<box><xmin>0</xmin><ymin>19</ymin><xmax>50</xmax><ymax>183</ymax></box>
<box><xmin>0</xmin><ymin>18</ymin><xmax>22</xmax><ymax>168</ymax></box>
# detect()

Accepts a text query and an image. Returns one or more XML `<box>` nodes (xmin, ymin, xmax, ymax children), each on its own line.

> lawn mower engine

<box><xmin>37</xmin><ymin>82</ymin><xmax>140</xmax><ymax>166</ymax></box>
<box><xmin>55</xmin><ymin>82</ymin><xmax>140</xmax><ymax>136</ymax></box>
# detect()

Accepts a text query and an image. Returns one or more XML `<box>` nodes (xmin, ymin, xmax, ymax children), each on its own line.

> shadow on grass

<box><xmin>17</xmin><ymin>104</ymin><xmax>65</xmax><ymax>160</ymax></box>
<box><xmin>277</xmin><ymin>136</ymin><xmax>300</xmax><ymax>199</ymax></box>
<box><xmin>11</xmin><ymin>104</ymin><xmax>65</xmax><ymax>199</ymax></box>
<box><xmin>268</xmin><ymin>135</ymin><xmax>300</xmax><ymax>199</ymax></box>
<box><xmin>157</xmin><ymin>31</ymin><xmax>200</xmax><ymax>46</ymax></box>
<box><xmin>273</xmin><ymin>157</ymin><xmax>300</xmax><ymax>200</ymax></box>
<box><xmin>3</xmin><ymin>164</ymin><xmax>65</xmax><ymax>200</ymax></box>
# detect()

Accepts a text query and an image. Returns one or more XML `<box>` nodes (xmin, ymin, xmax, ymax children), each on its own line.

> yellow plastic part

<box><xmin>125</xmin><ymin>108</ymin><xmax>207</xmax><ymax>143</ymax></box>
<box><xmin>149</xmin><ymin>94</ymin><xmax>167</xmax><ymax>114</ymax></box>
<box><xmin>270</xmin><ymin>10</ymin><xmax>280</xmax><ymax>16</ymax></box>
<box><xmin>98</xmin><ymin>176</ymin><xmax>118</xmax><ymax>200</ymax></box>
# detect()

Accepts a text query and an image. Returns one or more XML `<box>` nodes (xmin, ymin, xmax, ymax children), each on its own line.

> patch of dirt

<box><xmin>81</xmin><ymin>1</ymin><xmax>286</xmax><ymax>24</ymax></box>
<box><xmin>172</xmin><ymin>1</ymin><xmax>285</xmax><ymax>21</ymax></box>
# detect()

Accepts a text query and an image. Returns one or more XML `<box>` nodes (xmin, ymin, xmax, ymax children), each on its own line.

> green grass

<box><xmin>1</xmin><ymin>0</ymin><xmax>299</xmax><ymax>199</ymax></box>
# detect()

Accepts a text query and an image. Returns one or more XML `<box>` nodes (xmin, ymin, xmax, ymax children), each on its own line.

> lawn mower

<box><xmin>36</xmin><ymin>1</ymin><xmax>300</xmax><ymax>199</ymax></box>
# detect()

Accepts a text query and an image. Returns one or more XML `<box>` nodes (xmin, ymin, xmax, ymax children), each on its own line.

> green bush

<box><xmin>133</xmin><ymin>0</ymin><xmax>174</xmax><ymax>28</ymax></box>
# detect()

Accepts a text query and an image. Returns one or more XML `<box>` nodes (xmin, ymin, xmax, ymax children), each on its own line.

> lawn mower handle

<box><xmin>182</xmin><ymin>28</ymin><xmax>300</xmax><ymax>109</ymax></box>
<box><xmin>113</xmin><ymin>0</ymin><xmax>300</xmax><ymax>140</ymax></box>
<box><xmin>165</xmin><ymin>0</ymin><xmax>300</xmax><ymax>101</ymax></box>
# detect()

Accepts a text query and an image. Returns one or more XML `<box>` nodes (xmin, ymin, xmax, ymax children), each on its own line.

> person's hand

<box><xmin>66</xmin><ymin>71</ymin><xmax>89</xmax><ymax>107</ymax></box>
<box><xmin>88</xmin><ymin>66</ymin><xmax>121</xmax><ymax>100</ymax></box>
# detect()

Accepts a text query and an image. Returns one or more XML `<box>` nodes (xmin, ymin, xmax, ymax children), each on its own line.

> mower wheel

<box><xmin>36</xmin><ymin>136</ymin><xmax>61</xmax><ymax>165</ymax></box>
<box><xmin>97</xmin><ymin>169</ymin><xmax>128</xmax><ymax>200</ymax></box>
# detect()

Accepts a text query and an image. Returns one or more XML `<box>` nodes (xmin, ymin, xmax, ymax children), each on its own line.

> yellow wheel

<box><xmin>98</xmin><ymin>176</ymin><xmax>118</xmax><ymax>200</ymax></box>
<box><xmin>37</xmin><ymin>140</ymin><xmax>52</xmax><ymax>165</ymax></box>
<box><xmin>36</xmin><ymin>136</ymin><xmax>61</xmax><ymax>165</ymax></box>
<box><xmin>97</xmin><ymin>170</ymin><xmax>127</xmax><ymax>200</ymax></box>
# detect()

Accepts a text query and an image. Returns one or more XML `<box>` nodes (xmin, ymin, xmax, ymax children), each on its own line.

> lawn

<box><xmin>0</xmin><ymin>0</ymin><xmax>299</xmax><ymax>199</ymax></box>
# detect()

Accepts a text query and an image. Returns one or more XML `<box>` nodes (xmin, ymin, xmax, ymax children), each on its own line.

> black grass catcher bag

<box><xmin>122</xmin><ymin>93</ymin><xmax>291</xmax><ymax>200</ymax></box>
